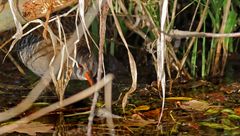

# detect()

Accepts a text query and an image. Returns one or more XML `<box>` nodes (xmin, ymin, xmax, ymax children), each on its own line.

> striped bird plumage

<box><xmin>15</xmin><ymin>17</ymin><xmax>97</xmax><ymax>83</ymax></box>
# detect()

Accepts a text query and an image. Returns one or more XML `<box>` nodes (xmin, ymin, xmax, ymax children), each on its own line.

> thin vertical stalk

<box><xmin>179</xmin><ymin>0</ymin><xmax>209</xmax><ymax>75</ymax></box>
<box><xmin>212</xmin><ymin>0</ymin><xmax>231</xmax><ymax>75</ymax></box>
<box><xmin>87</xmin><ymin>1</ymin><xmax>109</xmax><ymax>135</ymax></box>
<box><xmin>201</xmin><ymin>23</ymin><xmax>206</xmax><ymax>78</ymax></box>
<box><xmin>191</xmin><ymin>38</ymin><xmax>198</xmax><ymax>77</ymax></box>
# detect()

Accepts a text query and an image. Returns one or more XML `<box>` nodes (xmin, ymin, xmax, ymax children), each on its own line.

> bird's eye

<box><xmin>76</xmin><ymin>64</ymin><xmax>85</xmax><ymax>80</ymax></box>
<box><xmin>78</xmin><ymin>63</ymin><xmax>83</xmax><ymax>68</ymax></box>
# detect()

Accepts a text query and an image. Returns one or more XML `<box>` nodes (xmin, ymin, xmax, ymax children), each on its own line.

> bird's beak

<box><xmin>84</xmin><ymin>71</ymin><xmax>94</xmax><ymax>86</ymax></box>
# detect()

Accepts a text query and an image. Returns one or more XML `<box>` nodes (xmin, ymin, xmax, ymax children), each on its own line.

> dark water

<box><xmin>1</xmin><ymin>48</ymin><xmax>240</xmax><ymax>135</ymax></box>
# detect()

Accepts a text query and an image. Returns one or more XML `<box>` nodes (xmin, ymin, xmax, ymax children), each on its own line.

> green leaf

<box><xmin>200</xmin><ymin>122</ymin><xmax>238</xmax><ymax>130</ymax></box>
<box><xmin>221</xmin><ymin>109</ymin><xmax>235</xmax><ymax>114</ymax></box>
<box><xmin>228</xmin><ymin>114</ymin><xmax>240</xmax><ymax>121</ymax></box>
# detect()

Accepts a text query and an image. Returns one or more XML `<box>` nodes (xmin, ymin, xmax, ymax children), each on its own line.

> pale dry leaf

<box><xmin>180</xmin><ymin>100</ymin><xmax>210</xmax><ymax>111</ymax></box>
<box><xmin>13</xmin><ymin>122</ymin><xmax>53</xmax><ymax>136</ymax></box>
<box><xmin>96</xmin><ymin>108</ymin><xmax>122</xmax><ymax>119</ymax></box>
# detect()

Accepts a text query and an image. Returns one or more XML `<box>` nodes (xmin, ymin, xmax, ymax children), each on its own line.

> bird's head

<box><xmin>73</xmin><ymin>47</ymin><xmax>97</xmax><ymax>86</ymax></box>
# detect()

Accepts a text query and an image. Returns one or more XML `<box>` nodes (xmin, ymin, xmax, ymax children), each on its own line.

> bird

<box><xmin>14</xmin><ymin>16</ymin><xmax>97</xmax><ymax>86</ymax></box>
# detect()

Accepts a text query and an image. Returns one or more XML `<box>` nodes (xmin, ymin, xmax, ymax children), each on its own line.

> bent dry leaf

<box><xmin>107</xmin><ymin>0</ymin><xmax>137</xmax><ymax>112</ymax></box>
<box><xmin>157</xmin><ymin>0</ymin><xmax>168</xmax><ymax>125</ymax></box>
